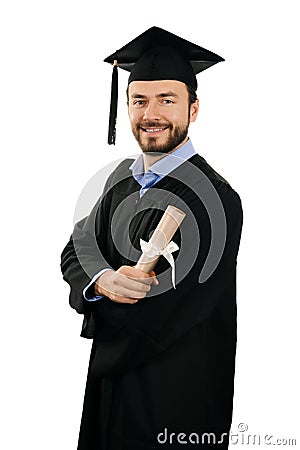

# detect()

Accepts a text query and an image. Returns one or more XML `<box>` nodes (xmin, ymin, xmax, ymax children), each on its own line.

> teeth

<box><xmin>145</xmin><ymin>128</ymin><xmax>164</xmax><ymax>132</ymax></box>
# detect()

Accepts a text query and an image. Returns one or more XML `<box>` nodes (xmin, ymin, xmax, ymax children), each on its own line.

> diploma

<box><xmin>135</xmin><ymin>205</ymin><xmax>186</xmax><ymax>287</ymax></box>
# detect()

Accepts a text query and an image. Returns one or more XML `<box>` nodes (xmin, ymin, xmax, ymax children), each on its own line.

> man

<box><xmin>61</xmin><ymin>27</ymin><xmax>243</xmax><ymax>450</ymax></box>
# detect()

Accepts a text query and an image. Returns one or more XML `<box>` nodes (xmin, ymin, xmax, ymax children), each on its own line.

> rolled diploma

<box><xmin>135</xmin><ymin>205</ymin><xmax>186</xmax><ymax>274</ymax></box>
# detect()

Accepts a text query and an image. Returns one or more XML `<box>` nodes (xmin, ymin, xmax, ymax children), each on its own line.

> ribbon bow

<box><xmin>140</xmin><ymin>239</ymin><xmax>179</xmax><ymax>289</ymax></box>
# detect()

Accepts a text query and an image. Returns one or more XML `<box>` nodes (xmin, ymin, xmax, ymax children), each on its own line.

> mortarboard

<box><xmin>104</xmin><ymin>26</ymin><xmax>224</xmax><ymax>145</ymax></box>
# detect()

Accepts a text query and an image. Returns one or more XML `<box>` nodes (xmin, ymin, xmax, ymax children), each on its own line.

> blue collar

<box><xmin>129</xmin><ymin>139</ymin><xmax>196</xmax><ymax>183</ymax></box>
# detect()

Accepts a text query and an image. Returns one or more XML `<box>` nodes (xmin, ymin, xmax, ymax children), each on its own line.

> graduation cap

<box><xmin>104</xmin><ymin>26</ymin><xmax>224</xmax><ymax>145</ymax></box>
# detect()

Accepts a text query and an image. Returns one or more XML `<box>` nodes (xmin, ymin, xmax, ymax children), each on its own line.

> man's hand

<box><xmin>94</xmin><ymin>265</ymin><xmax>159</xmax><ymax>304</ymax></box>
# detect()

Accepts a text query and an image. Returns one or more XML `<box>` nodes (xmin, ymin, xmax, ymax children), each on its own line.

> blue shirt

<box><xmin>84</xmin><ymin>139</ymin><xmax>196</xmax><ymax>301</ymax></box>
<box><xmin>129</xmin><ymin>139</ymin><xmax>196</xmax><ymax>197</ymax></box>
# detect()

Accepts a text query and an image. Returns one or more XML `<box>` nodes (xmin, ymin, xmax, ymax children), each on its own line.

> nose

<box><xmin>143</xmin><ymin>101</ymin><xmax>161</xmax><ymax>122</ymax></box>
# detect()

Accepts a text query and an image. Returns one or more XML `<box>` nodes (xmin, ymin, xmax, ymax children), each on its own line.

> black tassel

<box><xmin>107</xmin><ymin>60</ymin><xmax>118</xmax><ymax>145</ymax></box>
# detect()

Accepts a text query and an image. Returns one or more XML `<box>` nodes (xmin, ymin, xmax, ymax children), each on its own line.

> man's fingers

<box><xmin>118</xmin><ymin>266</ymin><xmax>154</xmax><ymax>283</ymax></box>
<box><xmin>98</xmin><ymin>285</ymin><xmax>142</xmax><ymax>303</ymax></box>
<box><xmin>110</xmin><ymin>284</ymin><xmax>149</xmax><ymax>299</ymax></box>
<box><xmin>97</xmin><ymin>266</ymin><xmax>159</xmax><ymax>304</ymax></box>
<box><xmin>118</xmin><ymin>266</ymin><xmax>159</xmax><ymax>286</ymax></box>
<box><xmin>149</xmin><ymin>270</ymin><xmax>159</xmax><ymax>285</ymax></box>
<box><xmin>117</xmin><ymin>273</ymin><xmax>152</xmax><ymax>292</ymax></box>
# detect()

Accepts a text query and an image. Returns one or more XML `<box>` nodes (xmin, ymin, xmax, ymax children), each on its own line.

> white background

<box><xmin>0</xmin><ymin>1</ymin><xmax>299</xmax><ymax>448</ymax></box>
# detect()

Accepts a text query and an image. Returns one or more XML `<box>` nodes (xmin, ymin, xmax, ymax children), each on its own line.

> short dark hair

<box><xmin>186</xmin><ymin>84</ymin><xmax>198</xmax><ymax>106</ymax></box>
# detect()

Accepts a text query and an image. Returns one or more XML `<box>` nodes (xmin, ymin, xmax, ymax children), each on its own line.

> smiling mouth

<box><xmin>140</xmin><ymin>126</ymin><xmax>169</xmax><ymax>134</ymax></box>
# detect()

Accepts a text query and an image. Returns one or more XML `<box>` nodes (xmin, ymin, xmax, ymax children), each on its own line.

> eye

<box><xmin>132</xmin><ymin>100</ymin><xmax>146</xmax><ymax>106</ymax></box>
<box><xmin>162</xmin><ymin>99</ymin><xmax>174</xmax><ymax>104</ymax></box>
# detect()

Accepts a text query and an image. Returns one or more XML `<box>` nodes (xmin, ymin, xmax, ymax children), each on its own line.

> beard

<box><xmin>132</xmin><ymin>120</ymin><xmax>189</xmax><ymax>154</ymax></box>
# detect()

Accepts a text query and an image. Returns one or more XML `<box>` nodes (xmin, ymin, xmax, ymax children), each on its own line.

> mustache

<box><xmin>137</xmin><ymin>122</ymin><xmax>171</xmax><ymax>129</ymax></box>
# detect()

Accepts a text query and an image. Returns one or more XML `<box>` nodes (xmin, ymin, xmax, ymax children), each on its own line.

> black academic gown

<box><xmin>61</xmin><ymin>152</ymin><xmax>243</xmax><ymax>450</ymax></box>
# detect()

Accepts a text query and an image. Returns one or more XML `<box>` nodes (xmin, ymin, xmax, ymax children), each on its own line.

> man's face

<box><xmin>128</xmin><ymin>80</ymin><xmax>199</xmax><ymax>154</ymax></box>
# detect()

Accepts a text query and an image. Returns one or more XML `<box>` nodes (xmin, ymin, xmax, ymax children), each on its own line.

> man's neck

<box><xmin>142</xmin><ymin>137</ymin><xmax>189</xmax><ymax>172</ymax></box>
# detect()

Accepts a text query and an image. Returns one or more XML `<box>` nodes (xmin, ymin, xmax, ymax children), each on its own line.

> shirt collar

<box><xmin>129</xmin><ymin>139</ymin><xmax>196</xmax><ymax>180</ymax></box>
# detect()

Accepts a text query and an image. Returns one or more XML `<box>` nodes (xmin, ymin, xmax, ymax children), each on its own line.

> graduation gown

<box><xmin>61</xmin><ymin>152</ymin><xmax>243</xmax><ymax>450</ymax></box>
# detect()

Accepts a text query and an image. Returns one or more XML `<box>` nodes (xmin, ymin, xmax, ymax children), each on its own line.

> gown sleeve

<box><xmin>88</xmin><ymin>182</ymin><xmax>243</xmax><ymax>377</ymax></box>
<box><xmin>60</xmin><ymin>171</ymin><xmax>115</xmax><ymax>338</ymax></box>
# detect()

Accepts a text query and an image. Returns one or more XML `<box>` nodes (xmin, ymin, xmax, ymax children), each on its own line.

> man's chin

<box><xmin>138</xmin><ymin>136</ymin><xmax>170</xmax><ymax>154</ymax></box>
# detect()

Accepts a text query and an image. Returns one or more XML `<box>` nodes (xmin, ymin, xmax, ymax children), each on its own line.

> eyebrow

<box><xmin>130</xmin><ymin>91</ymin><xmax>179</xmax><ymax>99</ymax></box>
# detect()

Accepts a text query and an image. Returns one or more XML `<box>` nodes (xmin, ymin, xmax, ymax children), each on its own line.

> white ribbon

<box><xmin>140</xmin><ymin>239</ymin><xmax>179</xmax><ymax>289</ymax></box>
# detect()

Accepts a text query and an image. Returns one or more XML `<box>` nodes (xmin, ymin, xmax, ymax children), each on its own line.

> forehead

<box><xmin>128</xmin><ymin>80</ymin><xmax>188</xmax><ymax>97</ymax></box>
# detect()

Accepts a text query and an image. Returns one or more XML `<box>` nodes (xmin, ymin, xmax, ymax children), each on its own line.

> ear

<box><xmin>189</xmin><ymin>99</ymin><xmax>199</xmax><ymax>123</ymax></box>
